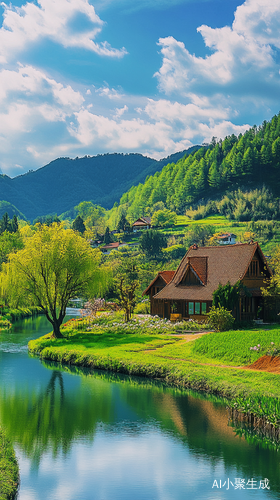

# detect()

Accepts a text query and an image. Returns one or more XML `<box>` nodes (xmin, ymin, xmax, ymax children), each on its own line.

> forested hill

<box><xmin>116</xmin><ymin>114</ymin><xmax>280</xmax><ymax>220</ymax></box>
<box><xmin>0</xmin><ymin>148</ymin><xmax>199</xmax><ymax>221</ymax></box>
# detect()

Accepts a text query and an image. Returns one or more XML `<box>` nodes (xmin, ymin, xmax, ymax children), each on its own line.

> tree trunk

<box><xmin>52</xmin><ymin>319</ymin><xmax>64</xmax><ymax>339</ymax></box>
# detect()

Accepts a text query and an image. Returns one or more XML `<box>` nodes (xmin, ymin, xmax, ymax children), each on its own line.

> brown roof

<box><xmin>132</xmin><ymin>217</ymin><xmax>151</xmax><ymax>226</ymax></box>
<box><xmin>154</xmin><ymin>242</ymin><xmax>272</xmax><ymax>301</ymax></box>
<box><xmin>101</xmin><ymin>242</ymin><xmax>120</xmax><ymax>250</ymax></box>
<box><xmin>142</xmin><ymin>270</ymin><xmax>175</xmax><ymax>296</ymax></box>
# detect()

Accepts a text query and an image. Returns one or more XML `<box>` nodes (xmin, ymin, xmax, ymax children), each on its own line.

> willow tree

<box><xmin>0</xmin><ymin>224</ymin><xmax>108</xmax><ymax>338</ymax></box>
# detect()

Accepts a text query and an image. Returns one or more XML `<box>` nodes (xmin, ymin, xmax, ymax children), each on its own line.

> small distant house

<box><xmin>132</xmin><ymin>217</ymin><xmax>151</xmax><ymax>232</ymax></box>
<box><xmin>100</xmin><ymin>242</ymin><xmax>126</xmax><ymax>254</ymax></box>
<box><xmin>143</xmin><ymin>242</ymin><xmax>272</xmax><ymax>322</ymax></box>
<box><xmin>218</xmin><ymin>232</ymin><xmax>237</xmax><ymax>245</ymax></box>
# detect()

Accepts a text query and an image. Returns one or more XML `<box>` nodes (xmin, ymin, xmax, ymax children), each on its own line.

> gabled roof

<box><xmin>154</xmin><ymin>242</ymin><xmax>271</xmax><ymax>301</ymax></box>
<box><xmin>142</xmin><ymin>270</ymin><xmax>175</xmax><ymax>296</ymax></box>
<box><xmin>132</xmin><ymin>216</ymin><xmax>151</xmax><ymax>226</ymax></box>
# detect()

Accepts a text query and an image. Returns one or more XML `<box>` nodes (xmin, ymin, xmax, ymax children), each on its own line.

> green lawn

<box><xmin>28</xmin><ymin>317</ymin><xmax>280</xmax><ymax>402</ymax></box>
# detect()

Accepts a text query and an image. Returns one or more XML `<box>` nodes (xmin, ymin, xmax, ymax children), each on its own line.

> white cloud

<box><xmin>0</xmin><ymin>0</ymin><xmax>127</xmax><ymax>63</ymax></box>
<box><xmin>67</xmin><ymin>102</ymin><xmax>247</xmax><ymax>160</ymax></box>
<box><xmin>96</xmin><ymin>86</ymin><xmax>124</xmax><ymax>99</ymax></box>
<box><xmin>155</xmin><ymin>0</ymin><xmax>280</xmax><ymax>100</ymax></box>
<box><xmin>0</xmin><ymin>64</ymin><xmax>84</xmax><ymax>110</ymax></box>
<box><xmin>114</xmin><ymin>104</ymin><xmax>128</xmax><ymax>118</ymax></box>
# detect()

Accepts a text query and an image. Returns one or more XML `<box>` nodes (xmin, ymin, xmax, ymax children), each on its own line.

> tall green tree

<box><xmin>104</xmin><ymin>227</ymin><xmax>112</xmax><ymax>244</ymax></box>
<box><xmin>73</xmin><ymin>215</ymin><xmax>86</xmax><ymax>234</ymax></box>
<box><xmin>139</xmin><ymin>230</ymin><xmax>167</xmax><ymax>258</ymax></box>
<box><xmin>0</xmin><ymin>224</ymin><xmax>108</xmax><ymax>338</ymax></box>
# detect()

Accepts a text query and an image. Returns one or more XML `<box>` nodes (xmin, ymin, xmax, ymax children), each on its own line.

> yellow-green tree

<box><xmin>0</xmin><ymin>224</ymin><xmax>108</xmax><ymax>338</ymax></box>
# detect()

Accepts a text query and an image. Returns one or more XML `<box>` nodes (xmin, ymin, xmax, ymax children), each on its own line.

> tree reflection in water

<box><xmin>0</xmin><ymin>363</ymin><xmax>279</xmax><ymax>495</ymax></box>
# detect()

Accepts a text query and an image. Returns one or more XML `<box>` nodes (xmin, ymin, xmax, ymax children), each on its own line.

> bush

<box><xmin>134</xmin><ymin>300</ymin><xmax>150</xmax><ymax>314</ymax></box>
<box><xmin>207</xmin><ymin>306</ymin><xmax>235</xmax><ymax>331</ymax></box>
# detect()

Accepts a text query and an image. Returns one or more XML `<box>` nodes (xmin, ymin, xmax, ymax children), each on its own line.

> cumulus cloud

<box><xmin>0</xmin><ymin>0</ymin><xmax>127</xmax><ymax>63</ymax></box>
<box><xmin>67</xmin><ymin>101</ymin><xmax>248</xmax><ymax>160</ymax></box>
<box><xmin>155</xmin><ymin>0</ymin><xmax>280</xmax><ymax>106</ymax></box>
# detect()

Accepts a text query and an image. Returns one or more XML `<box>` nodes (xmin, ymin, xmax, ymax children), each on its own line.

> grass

<box><xmin>191</xmin><ymin>326</ymin><xmax>280</xmax><ymax>365</ymax></box>
<box><xmin>0</xmin><ymin>428</ymin><xmax>19</xmax><ymax>500</ymax></box>
<box><xmin>0</xmin><ymin>306</ymin><xmax>41</xmax><ymax>324</ymax></box>
<box><xmin>28</xmin><ymin>314</ymin><xmax>280</xmax><ymax>404</ymax></box>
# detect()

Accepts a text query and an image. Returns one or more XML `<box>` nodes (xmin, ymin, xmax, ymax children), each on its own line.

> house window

<box><xmin>201</xmin><ymin>302</ymin><xmax>207</xmax><ymax>314</ymax></box>
<box><xmin>188</xmin><ymin>302</ymin><xmax>194</xmax><ymax>315</ymax></box>
<box><xmin>195</xmin><ymin>302</ymin><xmax>200</xmax><ymax>314</ymax></box>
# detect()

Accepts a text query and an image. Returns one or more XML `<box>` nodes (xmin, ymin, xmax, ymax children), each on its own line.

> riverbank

<box><xmin>28</xmin><ymin>315</ymin><xmax>280</xmax><ymax>404</ymax></box>
<box><xmin>0</xmin><ymin>306</ymin><xmax>42</xmax><ymax>325</ymax></box>
<box><xmin>0</xmin><ymin>428</ymin><xmax>19</xmax><ymax>500</ymax></box>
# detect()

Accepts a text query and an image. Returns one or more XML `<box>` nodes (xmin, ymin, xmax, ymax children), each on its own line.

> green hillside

<box><xmin>114</xmin><ymin>114</ymin><xmax>280</xmax><ymax>221</ymax></box>
<box><xmin>0</xmin><ymin>148</ymin><xmax>199</xmax><ymax>221</ymax></box>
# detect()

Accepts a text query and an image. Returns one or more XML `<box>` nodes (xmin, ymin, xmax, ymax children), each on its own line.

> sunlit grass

<box><xmin>0</xmin><ymin>427</ymin><xmax>19</xmax><ymax>500</ymax></box>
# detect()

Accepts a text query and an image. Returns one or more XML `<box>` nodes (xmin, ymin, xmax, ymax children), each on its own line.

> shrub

<box><xmin>134</xmin><ymin>300</ymin><xmax>150</xmax><ymax>314</ymax></box>
<box><xmin>207</xmin><ymin>306</ymin><xmax>235</xmax><ymax>331</ymax></box>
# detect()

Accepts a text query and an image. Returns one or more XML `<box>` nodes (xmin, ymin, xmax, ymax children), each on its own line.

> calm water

<box><xmin>0</xmin><ymin>314</ymin><xmax>279</xmax><ymax>500</ymax></box>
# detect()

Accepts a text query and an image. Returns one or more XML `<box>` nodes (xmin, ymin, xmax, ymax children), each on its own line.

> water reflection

<box><xmin>0</xmin><ymin>317</ymin><xmax>280</xmax><ymax>499</ymax></box>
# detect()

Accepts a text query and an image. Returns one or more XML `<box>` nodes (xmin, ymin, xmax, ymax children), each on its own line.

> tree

<box><xmin>0</xmin><ymin>224</ymin><xmax>107</xmax><ymax>338</ymax></box>
<box><xmin>72</xmin><ymin>215</ymin><xmax>86</xmax><ymax>234</ymax></box>
<box><xmin>117</xmin><ymin>214</ymin><xmax>130</xmax><ymax>233</ymax></box>
<box><xmin>139</xmin><ymin>230</ymin><xmax>167</xmax><ymax>258</ymax></box>
<box><xmin>212</xmin><ymin>281</ymin><xmax>246</xmax><ymax>311</ymax></box>
<box><xmin>104</xmin><ymin>227</ymin><xmax>112</xmax><ymax>245</ymax></box>
<box><xmin>151</xmin><ymin>209</ymin><xmax>177</xmax><ymax>227</ymax></box>
<box><xmin>114</xmin><ymin>258</ymin><xmax>139</xmax><ymax>322</ymax></box>
<box><xmin>0</xmin><ymin>231</ymin><xmax>23</xmax><ymax>267</ymax></box>
<box><xmin>184</xmin><ymin>225</ymin><xmax>214</xmax><ymax>247</ymax></box>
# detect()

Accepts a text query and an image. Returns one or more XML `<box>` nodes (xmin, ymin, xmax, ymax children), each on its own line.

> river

<box><xmin>0</xmin><ymin>314</ymin><xmax>279</xmax><ymax>500</ymax></box>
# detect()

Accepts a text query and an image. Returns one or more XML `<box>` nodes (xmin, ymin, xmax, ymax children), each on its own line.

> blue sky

<box><xmin>0</xmin><ymin>0</ymin><xmax>280</xmax><ymax>177</ymax></box>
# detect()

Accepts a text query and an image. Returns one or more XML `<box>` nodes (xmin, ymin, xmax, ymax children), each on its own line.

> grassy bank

<box><xmin>0</xmin><ymin>428</ymin><xmax>19</xmax><ymax>500</ymax></box>
<box><xmin>28</xmin><ymin>315</ymin><xmax>280</xmax><ymax>404</ymax></box>
<box><xmin>0</xmin><ymin>306</ymin><xmax>41</xmax><ymax>324</ymax></box>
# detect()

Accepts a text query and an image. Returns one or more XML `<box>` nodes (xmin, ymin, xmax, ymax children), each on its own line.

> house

<box><xmin>143</xmin><ymin>242</ymin><xmax>272</xmax><ymax>322</ymax></box>
<box><xmin>100</xmin><ymin>242</ymin><xmax>126</xmax><ymax>254</ymax></box>
<box><xmin>143</xmin><ymin>271</ymin><xmax>175</xmax><ymax>315</ymax></box>
<box><xmin>132</xmin><ymin>217</ymin><xmax>151</xmax><ymax>232</ymax></box>
<box><xmin>217</xmin><ymin>232</ymin><xmax>237</xmax><ymax>245</ymax></box>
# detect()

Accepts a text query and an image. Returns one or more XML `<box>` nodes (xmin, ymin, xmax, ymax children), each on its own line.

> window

<box><xmin>188</xmin><ymin>302</ymin><xmax>194</xmax><ymax>315</ymax></box>
<box><xmin>201</xmin><ymin>302</ymin><xmax>207</xmax><ymax>314</ymax></box>
<box><xmin>195</xmin><ymin>302</ymin><xmax>200</xmax><ymax>314</ymax></box>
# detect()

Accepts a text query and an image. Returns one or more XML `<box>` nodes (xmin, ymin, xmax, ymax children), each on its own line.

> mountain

<box><xmin>0</xmin><ymin>147</ymin><xmax>199</xmax><ymax>221</ymax></box>
<box><xmin>115</xmin><ymin>113</ymin><xmax>280</xmax><ymax>221</ymax></box>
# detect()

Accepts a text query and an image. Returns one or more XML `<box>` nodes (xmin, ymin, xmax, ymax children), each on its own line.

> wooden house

<box><xmin>143</xmin><ymin>271</ymin><xmax>175</xmax><ymax>315</ymax></box>
<box><xmin>132</xmin><ymin>217</ymin><xmax>151</xmax><ymax>232</ymax></box>
<box><xmin>143</xmin><ymin>242</ymin><xmax>272</xmax><ymax>321</ymax></box>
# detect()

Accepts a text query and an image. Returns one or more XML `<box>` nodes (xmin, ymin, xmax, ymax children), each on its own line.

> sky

<box><xmin>1</xmin><ymin>0</ymin><xmax>280</xmax><ymax>177</ymax></box>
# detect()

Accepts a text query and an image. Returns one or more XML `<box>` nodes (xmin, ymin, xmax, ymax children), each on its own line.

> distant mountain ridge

<box><xmin>0</xmin><ymin>147</ymin><xmax>199</xmax><ymax>221</ymax></box>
